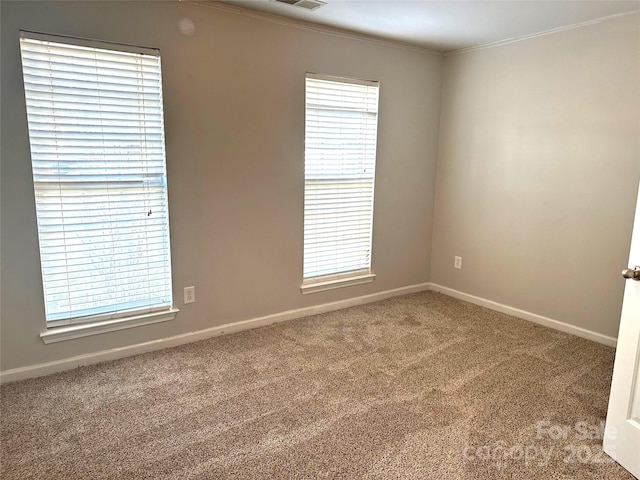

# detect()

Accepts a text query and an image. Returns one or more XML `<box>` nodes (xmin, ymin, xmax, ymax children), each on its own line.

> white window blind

<box><xmin>303</xmin><ymin>74</ymin><xmax>379</xmax><ymax>282</ymax></box>
<box><xmin>20</xmin><ymin>32</ymin><xmax>173</xmax><ymax>325</ymax></box>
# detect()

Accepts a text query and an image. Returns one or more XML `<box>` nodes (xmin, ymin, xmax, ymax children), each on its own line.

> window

<box><xmin>20</xmin><ymin>31</ymin><xmax>175</xmax><ymax>333</ymax></box>
<box><xmin>302</xmin><ymin>74</ymin><xmax>379</xmax><ymax>293</ymax></box>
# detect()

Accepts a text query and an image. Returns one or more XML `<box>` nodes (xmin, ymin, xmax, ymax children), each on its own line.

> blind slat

<box><xmin>303</xmin><ymin>75</ymin><xmax>379</xmax><ymax>280</ymax></box>
<box><xmin>21</xmin><ymin>34</ymin><xmax>173</xmax><ymax>323</ymax></box>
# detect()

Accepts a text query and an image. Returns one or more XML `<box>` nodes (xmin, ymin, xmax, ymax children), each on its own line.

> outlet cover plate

<box><xmin>184</xmin><ymin>286</ymin><xmax>196</xmax><ymax>304</ymax></box>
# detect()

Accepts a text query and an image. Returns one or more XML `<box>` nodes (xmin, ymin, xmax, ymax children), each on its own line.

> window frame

<box><xmin>301</xmin><ymin>73</ymin><xmax>380</xmax><ymax>294</ymax></box>
<box><xmin>19</xmin><ymin>31</ymin><xmax>178</xmax><ymax>341</ymax></box>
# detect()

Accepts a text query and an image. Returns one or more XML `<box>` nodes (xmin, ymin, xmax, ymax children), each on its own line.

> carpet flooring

<box><xmin>0</xmin><ymin>291</ymin><xmax>633</xmax><ymax>479</ymax></box>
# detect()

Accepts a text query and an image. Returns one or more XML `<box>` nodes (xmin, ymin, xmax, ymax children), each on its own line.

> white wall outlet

<box><xmin>184</xmin><ymin>286</ymin><xmax>196</xmax><ymax>304</ymax></box>
<box><xmin>454</xmin><ymin>256</ymin><xmax>462</xmax><ymax>269</ymax></box>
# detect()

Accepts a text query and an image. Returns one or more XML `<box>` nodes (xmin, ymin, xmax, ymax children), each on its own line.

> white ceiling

<box><xmin>218</xmin><ymin>0</ymin><xmax>640</xmax><ymax>52</ymax></box>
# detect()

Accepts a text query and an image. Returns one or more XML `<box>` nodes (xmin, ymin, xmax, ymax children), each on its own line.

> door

<box><xmin>604</xmin><ymin>180</ymin><xmax>640</xmax><ymax>479</ymax></box>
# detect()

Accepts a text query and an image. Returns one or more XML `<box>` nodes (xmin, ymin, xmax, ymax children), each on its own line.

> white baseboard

<box><xmin>428</xmin><ymin>283</ymin><xmax>618</xmax><ymax>348</ymax></box>
<box><xmin>0</xmin><ymin>282</ymin><xmax>431</xmax><ymax>384</ymax></box>
<box><xmin>1</xmin><ymin>281</ymin><xmax>617</xmax><ymax>383</ymax></box>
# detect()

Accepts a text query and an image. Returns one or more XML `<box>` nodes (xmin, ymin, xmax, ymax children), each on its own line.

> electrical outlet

<box><xmin>184</xmin><ymin>286</ymin><xmax>196</xmax><ymax>304</ymax></box>
<box><xmin>454</xmin><ymin>256</ymin><xmax>462</xmax><ymax>269</ymax></box>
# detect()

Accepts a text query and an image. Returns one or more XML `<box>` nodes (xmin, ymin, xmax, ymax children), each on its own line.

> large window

<box><xmin>302</xmin><ymin>74</ymin><xmax>379</xmax><ymax>293</ymax></box>
<box><xmin>20</xmin><ymin>32</ymin><xmax>174</xmax><ymax>328</ymax></box>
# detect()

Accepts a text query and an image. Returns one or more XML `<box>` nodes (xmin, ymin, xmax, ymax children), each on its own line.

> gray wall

<box><xmin>431</xmin><ymin>14</ymin><xmax>640</xmax><ymax>338</ymax></box>
<box><xmin>0</xmin><ymin>1</ymin><xmax>443</xmax><ymax>370</ymax></box>
<box><xmin>2</xmin><ymin>1</ymin><xmax>638</xmax><ymax>374</ymax></box>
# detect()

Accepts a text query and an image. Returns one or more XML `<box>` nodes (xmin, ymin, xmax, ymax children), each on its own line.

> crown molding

<box><xmin>183</xmin><ymin>0</ymin><xmax>442</xmax><ymax>56</ymax></box>
<box><xmin>445</xmin><ymin>10</ymin><xmax>639</xmax><ymax>57</ymax></box>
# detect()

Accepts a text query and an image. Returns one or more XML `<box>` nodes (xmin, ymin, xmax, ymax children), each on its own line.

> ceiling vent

<box><xmin>273</xmin><ymin>0</ymin><xmax>327</xmax><ymax>11</ymax></box>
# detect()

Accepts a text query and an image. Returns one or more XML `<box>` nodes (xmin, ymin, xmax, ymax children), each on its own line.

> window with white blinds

<box><xmin>19</xmin><ymin>32</ymin><xmax>173</xmax><ymax>325</ymax></box>
<box><xmin>303</xmin><ymin>74</ymin><xmax>379</xmax><ymax>287</ymax></box>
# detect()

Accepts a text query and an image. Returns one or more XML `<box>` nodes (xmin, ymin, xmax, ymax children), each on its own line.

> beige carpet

<box><xmin>0</xmin><ymin>291</ymin><xmax>633</xmax><ymax>479</ymax></box>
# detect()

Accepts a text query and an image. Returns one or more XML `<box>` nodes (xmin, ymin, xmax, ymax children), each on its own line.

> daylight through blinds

<box><xmin>20</xmin><ymin>33</ymin><xmax>173</xmax><ymax>323</ymax></box>
<box><xmin>303</xmin><ymin>74</ymin><xmax>379</xmax><ymax>281</ymax></box>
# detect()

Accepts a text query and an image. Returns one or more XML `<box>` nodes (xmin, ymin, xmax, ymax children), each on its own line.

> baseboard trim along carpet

<box><xmin>0</xmin><ymin>282</ymin><xmax>431</xmax><ymax>384</ymax></box>
<box><xmin>0</xmin><ymin>282</ymin><xmax>617</xmax><ymax>383</ymax></box>
<box><xmin>429</xmin><ymin>283</ymin><xmax>618</xmax><ymax>348</ymax></box>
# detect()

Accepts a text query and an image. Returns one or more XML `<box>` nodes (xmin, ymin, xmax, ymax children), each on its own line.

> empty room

<box><xmin>1</xmin><ymin>0</ymin><xmax>639</xmax><ymax>478</ymax></box>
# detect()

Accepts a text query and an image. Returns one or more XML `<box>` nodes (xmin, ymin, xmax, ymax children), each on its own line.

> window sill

<box><xmin>300</xmin><ymin>273</ymin><xmax>376</xmax><ymax>295</ymax></box>
<box><xmin>40</xmin><ymin>308</ymin><xmax>179</xmax><ymax>344</ymax></box>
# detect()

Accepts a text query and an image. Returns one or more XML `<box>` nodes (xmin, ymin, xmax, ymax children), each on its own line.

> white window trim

<box><xmin>40</xmin><ymin>308</ymin><xmax>179</xmax><ymax>344</ymax></box>
<box><xmin>302</xmin><ymin>73</ymin><xmax>380</xmax><ymax>288</ymax></box>
<box><xmin>306</xmin><ymin>72</ymin><xmax>379</xmax><ymax>87</ymax></box>
<box><xmin>20</xmin><ymin>31</ymin><xmax>175</xmax><ymax>330</ymax></box>
<box><xmin>300</xmin><ymin>272</ymin><xmax>376</xmax><ymax>294</ymax></box>
<box><xmin>21</xmin><ymin>30</ymin><xmax>158</xmax><ymax>56</ymax></box>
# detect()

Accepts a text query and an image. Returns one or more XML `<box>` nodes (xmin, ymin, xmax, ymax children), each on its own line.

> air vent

<box><xmin>273</xmin><ymin>0</ymin><xmax>327</xmax><ymax>11</ymax></box>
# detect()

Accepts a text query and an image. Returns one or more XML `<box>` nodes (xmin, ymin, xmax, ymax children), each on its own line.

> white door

<box><xmin>604</xmin><ymin>180</ymin><xmax>640</xmax><ymax>479</ymax></box>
